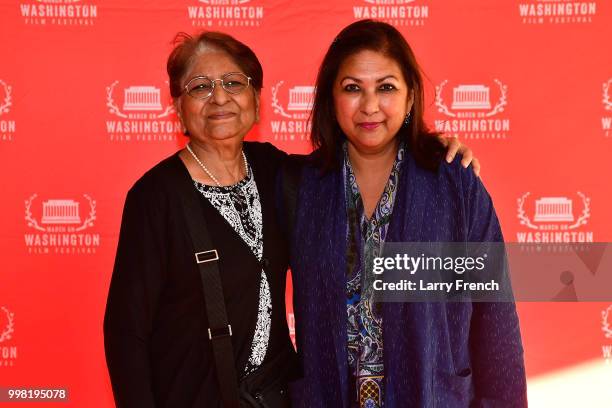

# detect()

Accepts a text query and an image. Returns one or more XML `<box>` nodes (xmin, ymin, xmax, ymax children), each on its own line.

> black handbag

<box><xmin>169</xmin><ymin>160</ymin><xmax>296</xmax><ymax>408</ymax></box>
<box><xmin>238</xmin><ymin>346</ymin><xmax>295</xmax><ymax>408</ymax></box>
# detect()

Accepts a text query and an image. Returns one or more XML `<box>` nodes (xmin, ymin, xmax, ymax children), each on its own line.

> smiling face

<box><xmin>333</xmin><ymin>49</ymin><xmax>413</xmax><ymax>155</ymax></box>
<box><xmin>176</xmin><ymin>49</ymin><xmax>259</xmax><ymax>145</ymax></box>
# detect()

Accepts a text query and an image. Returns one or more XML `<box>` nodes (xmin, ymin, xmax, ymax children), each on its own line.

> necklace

<box><xmin>186</xmin><ymin>143</ymin><xmax>248</xmax><ymax>187</ymax></box>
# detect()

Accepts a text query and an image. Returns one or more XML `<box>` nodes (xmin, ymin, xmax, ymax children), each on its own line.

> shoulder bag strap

<box><xmin>164</xmin><ymin>165</ymin><xmax>241</xmax><ymax>408</ymax></box>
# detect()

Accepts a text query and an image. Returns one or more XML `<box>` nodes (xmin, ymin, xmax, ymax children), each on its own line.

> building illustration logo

<box><xmin>24</xmin><ymin>194</ymin><xmax>101</xmax><ymax>254</ymax></box>
<box><xmin>434</xmin><ymin>80</ymin><xmax>510</xmax><ymax>140</ymax></box>
<box><xmin>187</xmin><ymin>0</ymin><xmax>264</xmax><ymax>28</ymax></box>
<box><xmin>269</xmin><ymin>81</ymin><xmax>314</xmax><ymax>143</ymax></box>
<box><xmin>518</xmin><ymin>0</ymin><xmax>597</xmax><ymax>25</ymax></box>
<box><xmin>516</xmin><ymin>192</ymin><xmax>593</xmax><ymax>243</ymax></box>
<box><xmin>353</xmin><ymin>0</ymin><xmax>429</xmax><ymax>27</ymax></box>
<box><xmin>105</xmin><ymin>81</ymin><xmax>179</xmax><ymax>143</ymax></box>
<box><xmin>20</xmin><ymin>0</ymin><xmax>99</xmax><ymax>26</ymax></box>
<box><xmin>0</xmin><ymin>79</ymin><xmax>15</xmax><ymax>142</ymax></box>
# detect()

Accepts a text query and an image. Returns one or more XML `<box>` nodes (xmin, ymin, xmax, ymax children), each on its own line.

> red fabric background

<box><xmin>0</xmin><ymin>0</ymin><xmax>610</xmax><ymax>405</ymax></box>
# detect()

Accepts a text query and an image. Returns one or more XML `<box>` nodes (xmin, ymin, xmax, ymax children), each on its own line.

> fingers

<box><xmin>460</xmin><ymin>148</ymin><xmax>473</xmax><ymax>168</ymax></box>
<box><xmin>471</xmin><ymin>158</ymin><xmax>481</xmax><ymax>177</ymax></box>
<box><xmin>445</xmin><ymin>137</ymin><xmax>460</xmax><ymax>163</ymax></box>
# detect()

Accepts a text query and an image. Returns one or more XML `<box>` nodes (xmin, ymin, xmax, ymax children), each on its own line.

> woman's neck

<box><xmin>346</xmin><ymin>138</ymin><xmax>400</xmax><ymax>219</ymax></box>
<box><xmin>183</xmin><ymin>138</ymin><xmax>246</xmax><ymax>186</ymax></box>
<box><xmin>347</xmin><ymin>138</ymin><xmax>399</xmax><ymax>178</ymax></box>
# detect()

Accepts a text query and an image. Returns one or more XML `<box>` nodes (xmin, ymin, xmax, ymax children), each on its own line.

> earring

<box><xmin>403</xmin><ymin>112</ymin><xmax>411</xmax><ymax>126</ymax></box>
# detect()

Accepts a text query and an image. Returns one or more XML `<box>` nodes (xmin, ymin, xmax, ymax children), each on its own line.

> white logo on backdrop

<box><xmin>436</xmin><ymin>80</ymin><xmax>507</xmax><ymax>118</ymax></box>
<box><xmin>515</xmin><ymin>192</ymin><xmax>594</xmax><ymax>243</ymax></box>
<box><xmin>19</xmin><ymin>0</ymin><xmax>98</xmax><ymax>25</ymax></box>
<box><xmin>353</xmin><ymin>0</ymin><xmax>428</xmax><ymax>26</ymax></box>
<box><xmin>602</xmin><ymin>79</ymin><xmax>612</xmax><ymax>138</ymax></box>
<box><xmin>0</xmin><ymin>80</ymin><xmax>12</xmax><ymax>116</ymax></box>
<box><xmin>268</xmin><ymin>80</ymin><xmax>313</xmax><ymax>143</ymax></box>
<box><xmin>433</xmin><ymin>79</ymin><xmax>510</xmax><ymax>140</ymax></box>
<box><xmin>106</xmin><ymin>82</ymin><xmax>174</xmax><ymax>119</ymax></box>
<box><xmin>187</xmin><ymin>0</ymin><xmax>264</xmax><ymax>28</ymax></box>
<box><xmin>603</xmin><ymin>305</ymin><xmax>612</xmax><ymax>339</ymax></box>
<box><xmin>517</xmin><ymin>193</ymin><xmax>590</xmax><ymax>231</ymax></box>
<box><xmin>603</xmin><ymin>79</ymin><xmax>612</xmax><ymax>111</ymax></box>
<box><xmin>518</xmin><ymin>1</ymin><xmax>597</xmax><ymax>25</ymax></box>
<box><xmin>25</xmin><ymin>194</ymin><xmax>96</xmax><ymax>232</ymax></box>
<box><xmin>271</xmin><ymin>82</ymin><xmax>315</xmax><ymax>119</ymax></box>
<box><xmin>0</xmin><ymin>307</ymin><xmax>14</xmax><ymax>344</ymax></box>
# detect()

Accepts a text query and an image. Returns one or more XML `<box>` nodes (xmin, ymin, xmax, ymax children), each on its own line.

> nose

<box><xmin>360</xmin><ymin>90</ymin><xmax>379</xmax><ymax>116</ymax></box>
<box><xmin>209</xmin><ymin>79</ymin><xmax>230</xmax><ymax>105</ymax></box>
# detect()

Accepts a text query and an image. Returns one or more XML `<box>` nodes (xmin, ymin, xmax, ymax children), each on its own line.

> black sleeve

<box><xmin>103</xmin><ymin>179</ymin><xmax>166</xmax><ymax>408</ymax></box>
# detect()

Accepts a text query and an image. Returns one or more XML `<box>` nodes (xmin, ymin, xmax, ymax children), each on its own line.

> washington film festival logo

<box><xmin>0</xmin><ymin>79</ymin><xmax>16</xmax><ymax>142</ymax></box>
<box><xmin>20</xmin><ymin>0</ymin><xmax>98</xmax><ymax>26</ymax></box>
<box><xmin>353</xmin><ymin>0</ymin><xmax>429</xmax><ymax>27</ymax></box>
<box><xmin>187</xmin><ymin>0</ymin><xmax>264</xmax><ymax>28</ymax></box>
<box><xmin>269</xmin><ymin>80</ymin><xmax>314</xmax><ymax>143</ymax></box>
<box><xmin>602</xmin><ymin>78</ymin><xmax>612</xmax><ymax>138</ymax></box>
<box><xmin>24</xmin><ymin>194</ymin><xmax>101</xmax><ymax>255</ymax></box>
<box><xmin>105</xmin><ymin>81</ymin><xmax>179</xmax><ymax>143</ymax></box>
<box><xmin>516</xmin><ymin>192</ymin><xmax>593</xmax><ymax>243</ymax></box>
<box><xmin>0</xmin><ymin>306</ymin><xmax>17</xmax><ymax>368</ymax></box>
<box><xmin>434</xmin><ymin>79</ymin><xmax>510</xmax><ymax>140</ymax></box>
<box><xmin>518</xmin><ymin>0</ymin><xmax>597</xmax><ymax>25</ymax></box>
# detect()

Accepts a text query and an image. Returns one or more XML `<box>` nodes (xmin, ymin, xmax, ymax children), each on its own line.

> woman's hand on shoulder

<box><xmin>438</xmin><ymin>135</ymin><xmax>481</xmax><ymax>177</ymax></box>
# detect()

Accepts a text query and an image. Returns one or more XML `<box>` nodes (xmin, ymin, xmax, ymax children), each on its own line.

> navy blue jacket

<box><xmin>288</xmin><ymin>150</ymin><xmax>527</xmax><ymax>408</ymax></box>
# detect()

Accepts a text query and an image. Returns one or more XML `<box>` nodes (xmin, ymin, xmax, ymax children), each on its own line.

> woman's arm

<box><xmin>103</xmin><ymin>180</ymin><xmax>165</xmax><ymax>408</ymax></box>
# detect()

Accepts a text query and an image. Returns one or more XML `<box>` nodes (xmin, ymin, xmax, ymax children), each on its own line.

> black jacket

<box><xmin>104</xmin><ymin>142</ymin><xmax>294</xmax><ymax>407</ymax></box>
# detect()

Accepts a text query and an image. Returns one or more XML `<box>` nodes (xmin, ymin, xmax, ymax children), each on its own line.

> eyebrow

<box><xmin>340</xmin><ymin>75</ymin><xmax>399</xmax><ymax>83</ymax></box>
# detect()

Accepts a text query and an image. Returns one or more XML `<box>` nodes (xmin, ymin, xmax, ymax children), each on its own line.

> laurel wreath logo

<box><xmin>0</xmin><ymin>79</ymin><xmax>13</xmax><ymax>116</ymax></box>
<box><xmin>435</xmin><ymin>79</ymin><xmax>507</xmax><ymax>118</ymax></box>
<box><xmin>517</xmin><ymin>192</ymin><xmax>590</xmax><ymax>230</ymax></box>
<box><xmin>25</xmin><ymin>194</ymin><xmax>97</xmax><ymax>232</ymax></box>
<box><xmin>602</xmin><ymin>305</ymin><xmax>612</xmax><ymax>339</ymax></box>
<box><xmin>271</xmin><ymin>81</ymin><xmax>293</xmax><ymax>119</ymax></box>
<box><xmin>603</xmin><ymin>79</ymin><xmax>612</xmax><ymax>111</ymax></box>
<box><xmin>0</xmin><ymin>306</ymin><xmax>15</xmax><ymax>343</ymax></box>
<box><xmin>106</xmin><ymin>81</ymin><xmax>175</xmax><ymax>119</ymax></box>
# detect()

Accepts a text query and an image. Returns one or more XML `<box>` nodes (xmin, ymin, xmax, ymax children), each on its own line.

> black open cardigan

<box><xmin>104</xmin><ymin>142</ymin><xmax>294</xmax><ymax>407</ymax></box>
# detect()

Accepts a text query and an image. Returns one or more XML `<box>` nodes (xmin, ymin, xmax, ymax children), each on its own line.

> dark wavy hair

<box><xmin>310</xmin><ymin>19</ymin><xmax>444</xmax><ymax>171</ymax></box>
<box><xmin>167</xmin><ymin>31</ymin><xmax>263</xmax><ymax>99</ymax></box>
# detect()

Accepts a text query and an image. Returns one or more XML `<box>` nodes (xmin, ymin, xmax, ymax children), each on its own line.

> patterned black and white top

<box><xmin>193</xmin><ymin>166</ymin><xmax>272</xmax><ymax>376</ymax></box>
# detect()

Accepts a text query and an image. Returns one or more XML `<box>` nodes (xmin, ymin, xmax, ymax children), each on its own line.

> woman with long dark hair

<box><xmin>288</xmin><ymin>20</ymin><xmax>527</xmax><ymax>407</ymax></box>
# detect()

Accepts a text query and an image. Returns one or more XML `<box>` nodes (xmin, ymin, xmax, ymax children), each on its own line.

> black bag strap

<box><xmin>165</xmin><ymin>164</ymin><xmax>241</xmax><ymax>408</ymax></box>
<box><xmin>280</xmin><ymin>154</ymin><xmax>306</xmax><ymax>237</ymax></box>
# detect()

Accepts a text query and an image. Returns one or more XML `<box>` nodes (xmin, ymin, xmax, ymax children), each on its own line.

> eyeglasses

<box><xmin>183</xmin><ymin>72</ymin><xmax>252</xmax><ymax>100</ymax></box>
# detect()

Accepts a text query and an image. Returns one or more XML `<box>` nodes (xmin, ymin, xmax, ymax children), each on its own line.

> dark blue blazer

<box><xmin>288</xmin><ymin>150</ymin><xmax>527</xmax><ymax>408</ymax></box>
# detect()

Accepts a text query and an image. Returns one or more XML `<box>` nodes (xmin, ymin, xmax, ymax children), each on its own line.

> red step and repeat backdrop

<box><xmin>1</xmin><ymin>0</ymin><xmax>611</xmax><ymax>406</ymax></box>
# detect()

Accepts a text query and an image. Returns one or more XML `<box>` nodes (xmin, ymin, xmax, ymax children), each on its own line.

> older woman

<box><xmin>103</xmin><ymin>30</ymin><xmax>478</xmax><ymax>408</ymax></box>
<box><xmin>287</xmin><ymin>20</ymin><xmax>527</xmax><ymax>408</ymax></box>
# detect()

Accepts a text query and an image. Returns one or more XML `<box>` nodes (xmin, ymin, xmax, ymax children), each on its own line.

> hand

<box><xmin>438</xmin><ymin>136</ymin><xmax>481</xmax><ymax>177</ymax></box>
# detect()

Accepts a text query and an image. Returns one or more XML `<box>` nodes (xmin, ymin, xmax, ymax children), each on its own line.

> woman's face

<box><xmin>333</xmin><ymin>49</ymin><xmax>413</xmax><ymax>154</ymax></box>
<box><xmin>176</xmin><ymin>49</ymin><xmax>259</xmax><ymax>145</ymax></box>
